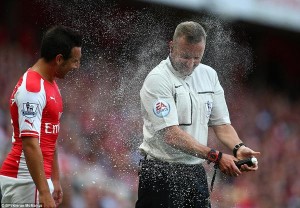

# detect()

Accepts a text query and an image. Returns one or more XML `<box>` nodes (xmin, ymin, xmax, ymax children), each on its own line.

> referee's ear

<box><xmin>169</xmin><ymin>41</ymin><xmax>174</xmax><ymax>54</ymax></box>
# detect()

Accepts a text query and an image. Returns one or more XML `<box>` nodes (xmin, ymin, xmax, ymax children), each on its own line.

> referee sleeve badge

<box><xmin>153</xmin><ymin>100</ymin><xmax>170</xmax><ymax>118</ymax></box>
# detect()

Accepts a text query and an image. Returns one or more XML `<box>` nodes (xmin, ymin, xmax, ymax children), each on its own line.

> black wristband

<box><xmin>213</xmin><ymin>151</ymin><xmax>223</xmax><ymax>169</ymax></box>
<box><xmin>216</xmin><ymin>151</ymin><xmax>222</xmax><ymax>164</ymax></box>
<box><xmin>233</xmin><ymin>143</ymin><xmax>245</xmax><ymax>157</ymax></box>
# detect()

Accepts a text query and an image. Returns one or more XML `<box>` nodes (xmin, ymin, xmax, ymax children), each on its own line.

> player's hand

<box><xmin>39</xmin><ymin>192</ymin><xmax>56</xmax><ymax>208</ymax></box>
<box><xmin>218</xmin><ymin>153</ymin><xmax>241</xmax><ymax>177</ymax></box>
<box><xmin>52</xmin><ymin>180</ymin><xmax>63</xmax><ymax>207</ymax></box>
<box><xmin>236</xmin><ymin>146</ymin><xmax>260</xmax><ymax>171</ymax></box>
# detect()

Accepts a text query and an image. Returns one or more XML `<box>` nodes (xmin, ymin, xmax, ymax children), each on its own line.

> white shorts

<box><xmin>0</xmin><ymin>175</ymin><xmax>54</xmax><ymax>206</ymax></box>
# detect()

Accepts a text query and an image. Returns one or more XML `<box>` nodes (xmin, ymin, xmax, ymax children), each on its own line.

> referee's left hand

<box><xmin>236</xmin><ymin>146</ymin><xmax>260</xmax><ymax>172</ymax></box>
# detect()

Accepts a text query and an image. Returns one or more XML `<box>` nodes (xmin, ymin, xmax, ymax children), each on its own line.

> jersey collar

<box><xmin>166</xmin><ymin>56</ymin><xmax>190</xmax><ymax>79</ymax></box>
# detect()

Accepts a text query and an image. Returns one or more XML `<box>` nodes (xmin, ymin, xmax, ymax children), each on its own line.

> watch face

<box><xmin>208</xmin><ymin>149</ymin><xmax>217</xmax><ymax>161</ymax></box>
<box><xmin>210</xmin><ymin>153</ymin><xmax>216</xmax><ymax>160</ymax></box>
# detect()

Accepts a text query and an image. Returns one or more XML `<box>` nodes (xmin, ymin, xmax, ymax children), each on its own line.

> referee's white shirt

<box><xmin>139</xmin><ymin>57</ymin><xmax>231</xmax><ymax>164</ymax></box>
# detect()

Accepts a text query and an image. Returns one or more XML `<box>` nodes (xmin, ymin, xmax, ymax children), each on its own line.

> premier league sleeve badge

<box><xmin>21</xmin><ymin>102</ymin><xmax>39</xmax><ymax>118</ymax></box>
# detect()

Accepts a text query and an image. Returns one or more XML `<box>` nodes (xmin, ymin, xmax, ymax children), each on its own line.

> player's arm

<box><xmin>212</xmin><ymin>124</ymin><xmax>260</xmax><ymax>171</ymax></box>
<box><xmin>51</xmin><ymin>147</ymin><xmax>63</xmax><ymax>206</ymax></box>
<box><xmin>22</xmin><ymin>136</ymin><xmax>56</xmax><ymax>207</ymax></box>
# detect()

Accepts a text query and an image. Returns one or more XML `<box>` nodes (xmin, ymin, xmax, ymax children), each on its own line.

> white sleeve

<box><xmin>140</xmin><ymin>74</ymin><xmax>179</xmax><ymax>131</ymax></box>
<box><xmin>208</xmin><ymin>73</ymin><xmax>231</xmax><ymax>126</ymax></box>
<box><xmin>16</xmin><ymin>80</ymin><xmax>46</xmax><ymax>138</ymax></box>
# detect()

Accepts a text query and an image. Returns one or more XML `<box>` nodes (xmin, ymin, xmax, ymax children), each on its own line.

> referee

<box><xmin>135</xmin><ymin>21</ymin><xmax>260</xmax><ymax>208</ymax></box>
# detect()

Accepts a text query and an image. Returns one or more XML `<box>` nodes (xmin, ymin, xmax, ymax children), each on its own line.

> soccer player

<box><xmin>0</xmin><ymin>25</ymin><xmax>82</xmax><ymax>207</ymax></box>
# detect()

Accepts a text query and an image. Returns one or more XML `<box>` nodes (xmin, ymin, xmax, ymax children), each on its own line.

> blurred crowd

<box><xmin>1</xmin><ymin>2</ymin><xmax>300</xmax><ymax>207</ymax></box>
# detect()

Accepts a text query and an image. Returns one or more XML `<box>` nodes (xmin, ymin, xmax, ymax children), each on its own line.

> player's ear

<box><xmin>55</xmin><ymin>54</ymin><xmax>64</xmax><ymax>65</ymax></box>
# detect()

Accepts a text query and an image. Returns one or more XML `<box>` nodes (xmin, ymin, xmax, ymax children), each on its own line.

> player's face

<box><xmin>170</xmin><ymin>36</ymin><xmax>205</xmax><ymax>76</ymax></box>
<box><xmin>56</xmin><ymin>47</ymin><xmax>81</xmax><ymax>79</ymax></box>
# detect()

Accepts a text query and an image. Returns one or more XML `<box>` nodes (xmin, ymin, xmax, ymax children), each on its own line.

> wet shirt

<box><xmin>139</xmin><ymin>57</ymin><xmax>230</xmax><ymax>164</ymax></box>
<box><xmin>0</xmin><ymin>69</ymin><xmax>63</xmax><ymax>179</ymax></box>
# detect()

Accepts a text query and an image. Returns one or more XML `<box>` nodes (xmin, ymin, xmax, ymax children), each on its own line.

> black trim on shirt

<box><xmin>198</xmin><ymin>91</ymin><xmax>214</xmax><ymax>94</ymax></box>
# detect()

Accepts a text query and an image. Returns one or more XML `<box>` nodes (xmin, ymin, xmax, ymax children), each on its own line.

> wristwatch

<box><xmin>207</xmin><ymin>149</ymin><xmax>219</xmax><ymax>164</ymax></box>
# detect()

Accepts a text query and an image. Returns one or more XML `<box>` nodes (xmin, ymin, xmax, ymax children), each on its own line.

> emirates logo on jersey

<box><xmin>21</xmin><ymin>102</ymin><xmax>38</xmax><ymax>118</ymax></box>
<box><xmin>153</xmin><ymin>100</ymin><xmax>170</xmax><ymax>118</ymax></box>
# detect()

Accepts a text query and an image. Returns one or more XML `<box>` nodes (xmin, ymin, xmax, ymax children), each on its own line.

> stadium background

<box><xmin>1</xmin><ymin>0</ymin><xmax>300</xmax><ymax>207</ymax></box>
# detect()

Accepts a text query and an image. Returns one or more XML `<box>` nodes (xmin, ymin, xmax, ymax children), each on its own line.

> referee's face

<box><xmin>170</xmin><ymin>36</ymin><xmax>205</xmax><ymax>76</ymax></box>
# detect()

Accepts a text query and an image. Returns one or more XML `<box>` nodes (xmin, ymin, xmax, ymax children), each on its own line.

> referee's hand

<box><xmin>236</xmin><ymin>146</ymin><xmax>260</xmax><ymax>172</ymax></box>
<box><xmin>218</xmin><ymin>153</ymin><xmax>242</xmax><ymax>177</ymax></box>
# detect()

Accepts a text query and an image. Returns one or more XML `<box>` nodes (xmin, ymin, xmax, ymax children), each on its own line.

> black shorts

<box><xmin>135</xmin><ymin>159</ymin><xmax>211</xmax><ymax>208</ymax></box>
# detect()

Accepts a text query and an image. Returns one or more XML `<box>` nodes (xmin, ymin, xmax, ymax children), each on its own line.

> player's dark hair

<box><xmin>173</xmin><ymin>21</ymin><xmax>206</xmax><ymax>44</ymax></box>
<box><xmin>41</xmin><ymin>25</ymin><xmax>82</xmax><ymax>62</ymax></box>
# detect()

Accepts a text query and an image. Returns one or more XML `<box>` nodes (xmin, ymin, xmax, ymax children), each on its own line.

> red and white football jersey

<box><xmin>0</xmin><ymin>69</ymin><xmax>63</xmax><ymax>179</ymax></box>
